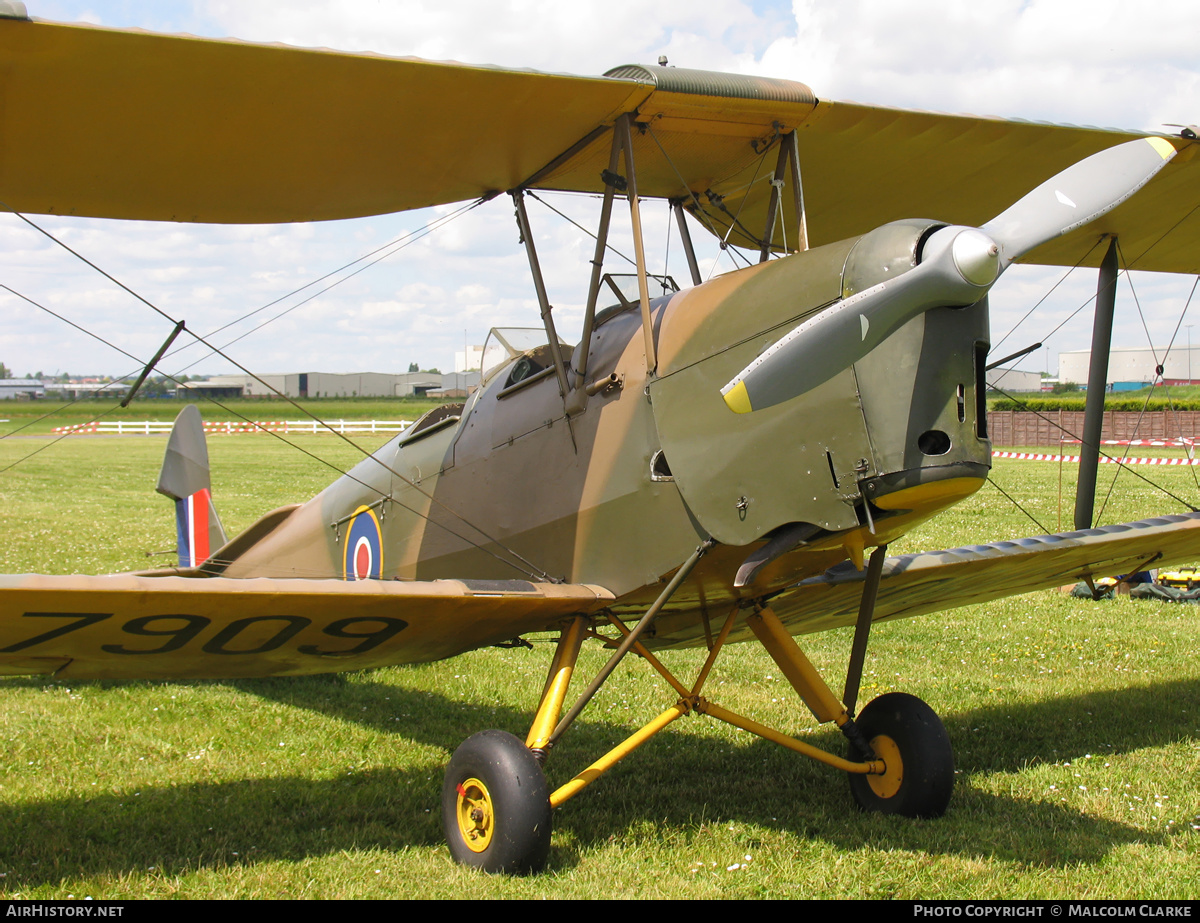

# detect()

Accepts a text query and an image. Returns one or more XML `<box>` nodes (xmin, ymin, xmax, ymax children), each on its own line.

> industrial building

<box><xmin>985</xmin><ymin>367</ymin><xmax>1041</xmax><ymax>392</ymax></box>
<box><xmin>454</xmin><ymin>345</ymin><xmax>484</xmax><ymax>373</ymax></box>
<box><xmin>44</xmin><ymin>380</ymin><xmax>129</xmax><ymax>400</ymax></box>
<box><xmin>432</xmin><ymin>371</ymin><xmax>480</xmax><ymax>398</ymax></box>
<box><xmin>1059</xmin><ymin>346</ymin><xmax>1200</xmax><ymax>387</ymax></box>
<box><xmin>177</xmin><ymin>371</ymin><xmax>476</xmax><ymax>399</ymax></box>
<box><xmin>0</xmin><ymin>378</ymin><xmax>44</xmax><ymax>400</ymax></box>
<box><xmin>1</xmin><ymin>379</ymin><xmax>133</xmax><ymax>400</ymax></box>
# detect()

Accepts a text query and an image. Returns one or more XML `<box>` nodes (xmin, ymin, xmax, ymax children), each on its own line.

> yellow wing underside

<box><xmin>1</xmin><ymin>18</ymin><xmax>1197</xmax><ymax>272</ymax></box>
<box><xmin>0</xmin><ymin>575</ymin><xmax>612</xmax><ymax>680</ymax></box>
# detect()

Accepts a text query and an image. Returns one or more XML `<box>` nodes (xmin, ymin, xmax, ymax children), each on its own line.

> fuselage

<box><xmin>220</xmin><ymin>221</ymin><xmax>992</xmax><ymax>645</ymax></box>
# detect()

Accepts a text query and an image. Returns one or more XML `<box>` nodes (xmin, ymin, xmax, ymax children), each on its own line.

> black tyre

<box><xmin>847</xmin><ymin>692</ymin><xmax>954</xmax><ymax>818</ymax></box>
<box><xmin>442</xmin><ymin>729</ymin><xmax>551</xmax><ymax>874</ymax></box>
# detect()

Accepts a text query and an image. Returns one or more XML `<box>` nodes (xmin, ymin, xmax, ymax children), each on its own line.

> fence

<box><xmin>53</xmin><ymin>412</ymin><xmax>1200</xmax><ymax>445</ymax></box>
<box><xmin>51</xmin><ymin>419</ymin><xmax>413</xmax><ymax>436</ymax></box>
<box><xmin>987</xmin><ymin>411</ymin><xmax>1200</xmax><ymax>447</ymax></box>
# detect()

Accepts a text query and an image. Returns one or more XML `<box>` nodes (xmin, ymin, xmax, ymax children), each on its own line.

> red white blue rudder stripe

<box><xmin>175</xmin><ymin>488</ymin><xmax>217</xmax><ymax>567</ymax></box>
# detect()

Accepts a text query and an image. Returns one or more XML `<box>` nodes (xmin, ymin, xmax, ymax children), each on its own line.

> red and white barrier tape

<box><xmin>993</xmin><ymin>451</ymin><xmax>1200</xmax><ymax>465</ymax></box>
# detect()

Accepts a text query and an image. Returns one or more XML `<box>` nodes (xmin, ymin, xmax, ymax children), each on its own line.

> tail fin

<box><xmin>156</xmin><ymin>405</ymin><xmax>227</xmax><ymax>567</ymax></box>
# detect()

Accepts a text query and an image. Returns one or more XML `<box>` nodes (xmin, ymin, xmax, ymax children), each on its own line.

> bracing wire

<box><xmin>709</xmin><ymin>148</ymin><xmax>772</xmax><ymax>277</ymax></box>
<box><xmin>1094</xmin><ymin>271</ymin><xmax>1200</xmax><ymax>522</ymax></box>
<box><xmin>990</xmin><ymin>238</ymin><xmax>1103</xmax><ymax>354</ymax></box>
<box><xmin>1</xmin><ymin>202</ymin><xmax>557</xmax><ymax>581</ymax></box>
<box><xmin>166</xmin><ymin>200</ymin><xmax>483</xmax><ymax>374</ymax></box>
<box><xmin>0</xmin><ymin>283</ymin><xmax>553</xmax><ymax>580</ymax></box>
<box><xmin>991</xmin><ymin>208</ymin><xmax>1200</xmax><ymax>526</ymax></box>
<box><xmin>1094</xmin><ymin>383</ymin><xmax>1158</xmax><ymax>526</ymax></box>
<box><xmin>643</xmin><ymin>124</ymin><xmax>754</xmax><ymax>275</ymax></box>
<box><xmin>524</xmin><ymin>191</ymin><xmax>638</xmax><ymax>269</ymax></box>
<box><xmin>989</xmin><ymin>383</ymin><xmax>1199</xmax><ymax>514</ymax></box>
<box><xmin>985</xmin><ymin>477</ymin><xmax>1051</xmax><ymax>534</ymax></box>
<box><xmin>1</xmin><ymin>199</ymin><xmax>478</xmax><ymax>434</ymax></box>
<box><xmin>1118</xmin><ymin>240</ymin><xmax>1162</xmax><ymax>368</ymax></box>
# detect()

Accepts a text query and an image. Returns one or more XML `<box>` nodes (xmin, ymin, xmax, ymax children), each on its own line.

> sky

<box><xmin>3</xmin><ymin>0</ymin><xmax>1199</xmax><ymax>381</ymax></box>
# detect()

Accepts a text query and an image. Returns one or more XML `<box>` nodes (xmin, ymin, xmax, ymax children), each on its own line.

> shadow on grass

<box><xmin>0</xmin><ymin>766</ymin><xmax>445</xmax><ymax>891</ymax></box>
<box><xmin>229</xmin><ymin>672</ymin><xmax>506</xmax><ymax>755</ymax></box>
<box><xmin>0</xmin><ymin>675</ymin><xmax>1192</xmax><ymax>885</ymax></box>
<box><xmin>238</xmin><ymin>671</ymin><xmax>1200</xmax><ymax>769</ymax></box>
<box><xmin>943</xmin><ymin>676</ymin><xmax>1200</xmax><ymax>774</ymax></box>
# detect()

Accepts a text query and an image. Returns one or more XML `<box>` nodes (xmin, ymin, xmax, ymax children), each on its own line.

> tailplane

<box><xmin>156</xmin><ymin>405</ymin><xmax>227</xmax><ymax>567</ymax></box>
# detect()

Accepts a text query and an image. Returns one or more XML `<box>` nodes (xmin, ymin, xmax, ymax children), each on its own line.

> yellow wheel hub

<box><xmin>455</xmin><ymin>777</ymin><xmax>494</xmax><ymax>853</ymax></box>
<box><xmin>866</xmin><ymin>734</ymin><xmax>903</xmax><ymax>799</ymax></box>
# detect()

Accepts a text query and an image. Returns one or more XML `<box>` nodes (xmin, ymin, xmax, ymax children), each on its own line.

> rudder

<box><xmin>156</xmin><ymin>405</ymin><xmax>227</xmax><ymax>567</ymax></box>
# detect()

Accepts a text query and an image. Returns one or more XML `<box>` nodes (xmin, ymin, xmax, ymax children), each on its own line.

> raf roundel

<box><xmin>343</xmin><ymin>506</ymin><xmax>383</xmax><ymax>581</ymax></box>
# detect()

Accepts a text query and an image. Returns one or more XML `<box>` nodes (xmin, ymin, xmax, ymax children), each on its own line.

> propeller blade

<box><xmin>722</xmin><ymin>226</ymin><xmax>998</xmax><ymax>413</ymax></box>
<box><xmin>982</xmin><ymin>136</ymin><xmax>1177</xmax><ymax>265</ymax></box>
<box><xmin>722</xmin><ymin>136</ymin><xmax>1179</xmax><ymax>414</ymax></box>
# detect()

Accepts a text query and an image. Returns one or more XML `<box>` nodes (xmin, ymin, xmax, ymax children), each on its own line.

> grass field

<box><xmin>0</xmin><ymin>397</ymin><xmax>449</xmax><ymax>438</ymax></box>
<box><xmin>0</xmin><ymin>431</ymin><xmax>1196</xmax><ymax>899</ymax></box>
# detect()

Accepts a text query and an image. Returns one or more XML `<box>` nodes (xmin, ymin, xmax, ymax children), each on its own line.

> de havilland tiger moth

<box><xmin>1</xmin><ymin>10</ymin><xmax>1199</xmax><ymax>873</ymax></box>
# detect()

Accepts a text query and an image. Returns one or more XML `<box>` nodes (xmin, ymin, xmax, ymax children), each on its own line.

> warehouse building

<box><xmin>0</xmin><ymin>378</ymin><xmax>44</xmax><ymax>400</ymax></box>
<box><xmin>986</xmin><ymin>367</ymin><xmax>1042</xmax><ymax>392</ymax></box>
<box><xmin>177</xmin><ymin>371</ymin><xmax>461</xmax><ymax>399</ymax></box>
<box><xmin>1059</xmin><ymin>346</ymin><xmax>1200</xmax><ymax>387</ymax></box>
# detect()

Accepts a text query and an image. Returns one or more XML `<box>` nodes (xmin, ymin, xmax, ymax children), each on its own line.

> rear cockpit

<box><xmin>477</xmin><ymin>273</ymin><xmax>679</xmax><ymax>403</ymax></box>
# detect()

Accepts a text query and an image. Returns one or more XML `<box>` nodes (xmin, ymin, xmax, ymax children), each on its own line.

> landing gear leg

<box><xmin>442</xmin><ymin>546</ymin><xmax>713</xmax><ymax>873</ymax></box>
<box><xmin>744</xmin><ymin>601</ymin><xmax>954</xmax><ymax>817</ymax></box>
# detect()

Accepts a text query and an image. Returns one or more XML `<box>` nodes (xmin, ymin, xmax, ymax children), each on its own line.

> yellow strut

<box><xmin>604</xmin><ymin>612</ymin><xmax>691</xmax><ymax>698</ymax></box>
<box><xmin>526</xmin><ymin>616</ymin><xmax>588</xmax><ymax>751</ymax></box>
<box><xmin>691</xmin><ymin>603</ymin><xmax>741</xmax><ymax>697</ymax></box>
<box><xmin>696</xmin><ymin>700</ymin><xmax>883</xmax><ymax>774</ymax></box>
<box><xmin>745</xmin><ymin>605</ymin><xmax>850</xmax><ymax>727</ymax></box>
<box><xmin>549</xmin><ymin>701</ymin><xmax>689</xmax><ymax>808</ymax></box>
<box><xmin>538</xmin><ymin>604</ymin><xmax>887</xmax><ymax>811</ymax></box>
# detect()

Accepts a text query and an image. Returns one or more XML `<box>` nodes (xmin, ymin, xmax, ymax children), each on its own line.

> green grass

<box><xmin>0</xmin><ymin>436</ymin><xmax>1196</xmax><ymax>898</ymax></box>
<box><xmin>0</xmin><ymin>397</ymin><xmax>449</xmax><ymax>437</ymax></box>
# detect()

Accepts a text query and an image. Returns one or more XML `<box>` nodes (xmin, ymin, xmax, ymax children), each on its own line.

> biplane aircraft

<box><xmin>2</xmin><ymin>10</ymin><xmax>1200</xmax><ymax>874</ymax></box>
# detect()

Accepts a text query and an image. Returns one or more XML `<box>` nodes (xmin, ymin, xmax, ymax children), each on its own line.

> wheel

<box><xmin>847</xmin><ymin>692</ymin><xmax>954</xmax><ymax>818</ymax></box>
<box><xmin>442</xmin><ymin>729</ymin><xmax>551</xmax><ymax>874</ymax></box>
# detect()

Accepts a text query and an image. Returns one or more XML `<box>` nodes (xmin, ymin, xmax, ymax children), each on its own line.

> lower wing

<box><xmin>768</xmin><ymin>512</ymin><xmax>1200</xmax><ymax>636</ymax></box>
<box><xmin>0</xmin><ymin>576</ymin><xmax>612</xmax><ymax>679</ymax></box>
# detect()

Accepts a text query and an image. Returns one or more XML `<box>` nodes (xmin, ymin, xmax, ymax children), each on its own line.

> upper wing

<box><xmin>540</xmin><ymin>66</ymin><xmax>1200</xmax><ymax>273</ymax></box>
<box><xmin>706</xmin><ymin>101</ymin><xmax>1200</xmax><ymax>273</ymax></box>
<box><xmin>0</xmin><ymin>574</ymin><xmax>612</xmax><ymax>679</ymax></box>
<box><xmin>0</xmin><ymin>18</ymin><xmax>651</xmax><ymax>223</ymax></box>
<box><xmin>3</xmin><ymin>18</ymin><xmax>1197</xmax><ymax>272</ymax></box>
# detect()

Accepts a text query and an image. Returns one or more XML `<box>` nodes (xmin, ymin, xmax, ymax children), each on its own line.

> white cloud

<box><xmin>760</xmin><ymin>0</ymin><xmax>1200</xmax><ymax>132</ymax></box>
